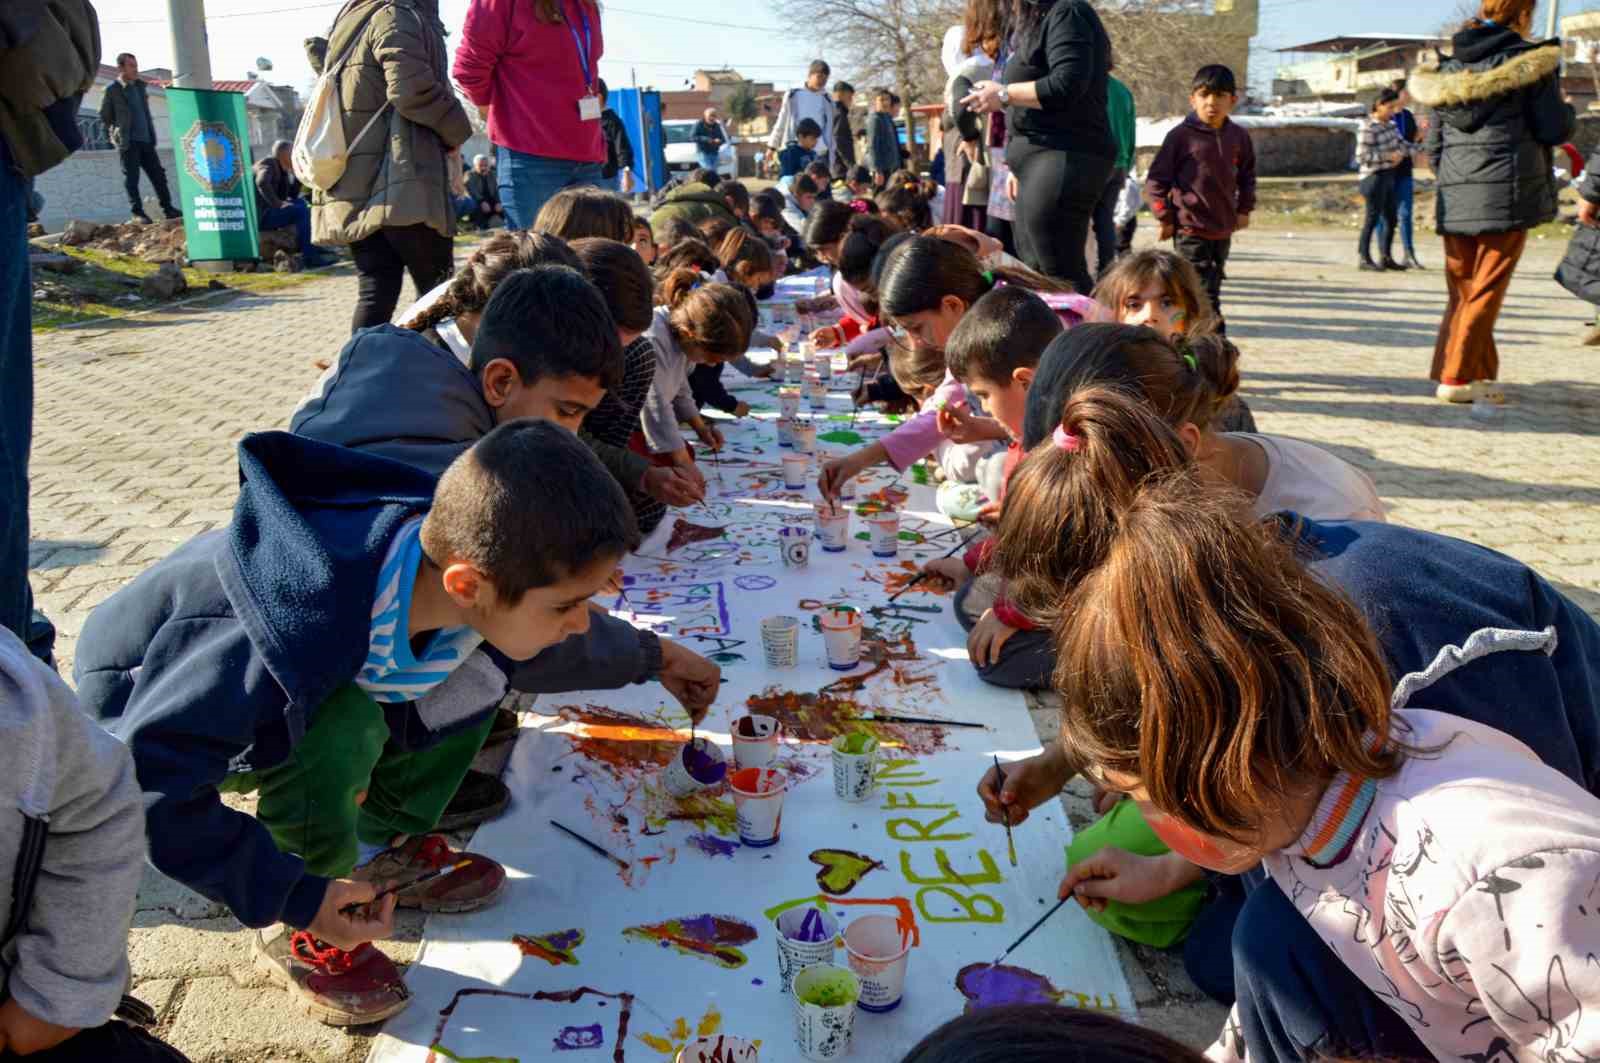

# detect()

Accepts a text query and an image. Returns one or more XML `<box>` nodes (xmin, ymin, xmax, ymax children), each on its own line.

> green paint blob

<box><xmin>710</xmin><ymin>652</ymin><xmax>745</xmax><ymax>663</ymax></box>
<box><xmin>818</xmin><ymin>429</ymin><xmax>865</xmax><ymax>445</ymax></box>
<box><xmin>797</xmin><ymin>970</ymin><xmax>859</xmax><ymax>1007</ymax></box>
<box><xmin>910</xmin><ymin>464</ymin><xmax>929</xmax><ymax>485</ymax></box>
<box><xmin>854</xmin><ymin>531</ymin><xmax>870</xmax><ymax>541</ymax></box>
<box><xmin>429</xmin><ymin>1045</ymin><xmax>518</xmax><ymax>1063</ymax></box>
<box><xmin>838</xmin><ymin>732</ymin><xmax>878</xmax><ymax>755</ymax></box>
<box><xmin>897</xmin><ymin>531</ymin><xmax>920</xmax><ymax>542</ymax></box>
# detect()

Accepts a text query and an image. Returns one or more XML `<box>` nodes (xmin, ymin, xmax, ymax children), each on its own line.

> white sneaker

<box><xmin>1435</xmin><ymin>381</ymin><xmax>1475</xmax><ymax>403</ymax></box>
<box><xmin>1472</xmin><ymin>380</ymin><xmax>1506</xmax><ymax>405</ymax></box>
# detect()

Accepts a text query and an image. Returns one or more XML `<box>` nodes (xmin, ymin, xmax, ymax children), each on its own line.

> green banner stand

<box><xmin>165</xmin><ymin>87</ymin><xmax>260</xmax><ymax>262</ymax></box>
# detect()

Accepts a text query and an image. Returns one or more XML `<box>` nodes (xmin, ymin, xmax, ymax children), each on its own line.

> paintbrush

<box><xmin>987</xmin><ymin>894</ymin><xmax>1072</xmax><ymax>969</ymax></box>
<box><xmin>859</xmin><ymin>713</ymin><xmax>986</xmax><ymax>729</ymax></box>
<box><xmin>340</xmin><ymin>859</ymin><xmax>471</xmax><ymax>914</ymax></box>
<box><xmin>887</xmin><ymin>525</ymin><xmax>986</xmax><ymax>602</ymax></box>
<box><xmin>993</xmin><ymin>754</ymin><xmax>1019</xmax><ymax>867</ymax></box>
<box><xmin>550</xmin><ymin>820</ymin><xmax>631</xmax><ymax>870</ymax></box>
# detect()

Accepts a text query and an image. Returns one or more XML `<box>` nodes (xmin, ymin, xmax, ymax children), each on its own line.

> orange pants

<box><xmin>1431</xmin><ymin>229</ymin><xmax>1528</xmax><ymax>384</ymax></box>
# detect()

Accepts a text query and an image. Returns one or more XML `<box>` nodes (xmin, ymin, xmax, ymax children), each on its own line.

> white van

<box><xmin>662</xmin><ymin>120</ymin><xmax>736</xmax><ymax>180</ymax></box>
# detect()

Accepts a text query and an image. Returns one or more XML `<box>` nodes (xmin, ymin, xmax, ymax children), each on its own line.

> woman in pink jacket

<box><xmin>454</xmin><ymin>0</ymin><xmax>607</xmax><ymax>229</ymax></box>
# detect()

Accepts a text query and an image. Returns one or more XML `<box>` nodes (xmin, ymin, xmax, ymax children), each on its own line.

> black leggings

<box><xmin>2</xmin><ymin>1021</ymin><xmax>191</xmax><ymax>1061</ymax></box>
<box><xmin>349</xmin><ymin>223</ymin><xmax>454</xmax><ymax>333</ymax></box>
<box><xmin>1006</xmin><ymin>140</ymin><xmax>1113</xmax><ymax>295</ymax></box>
<box><xmin>1359</xmin><ymin>170</ymin><xmax>1399</xmax><ymax>263</ymax></box>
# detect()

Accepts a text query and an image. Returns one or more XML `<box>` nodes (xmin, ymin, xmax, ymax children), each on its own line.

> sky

<box><xmin>98</xmin><ymin>0</ymin><xmax>1588</xmax><ymax>99</ymax></box>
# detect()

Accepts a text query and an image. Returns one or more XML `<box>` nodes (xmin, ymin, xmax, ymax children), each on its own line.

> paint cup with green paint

<box><xmin>831</xmin><ymin>732</ymin><xmax>879</xmax><ymax>802</ymax></box>
<box><xmin>774</xmin><ymin>906</ymin><xmax>840</xmax><ymax>995</ymax></box>
<box><xmin>868</xmin><ymin>509</ymin><xmax>901</xmax><ymax>558</ymax></box>
<box><xmin>814</xmin><ymin>502</ymin><xmax>850</xmax><ymax>552</ymax></box>
<box><xmin>791</xmin><ymin>964</ymin><xmax>860</xmax><ymax>1060</ymax></box>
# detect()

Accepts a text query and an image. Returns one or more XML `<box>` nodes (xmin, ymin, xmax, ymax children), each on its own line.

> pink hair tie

<box><xmin>1053</xmin><ymin>425</ymin><xmax>1081</xmax><ymax>452</ymax></box>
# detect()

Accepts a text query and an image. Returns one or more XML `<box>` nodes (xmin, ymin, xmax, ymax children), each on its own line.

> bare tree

<box><xmin>1100</xmin><ymin>1</ymin><xmax>1256</xmax><ymax>116</ymax></box>
<box><xmin>771</xmin><ymin>0</ymin><xmax>964</xmax><ymax>111</ymax></box>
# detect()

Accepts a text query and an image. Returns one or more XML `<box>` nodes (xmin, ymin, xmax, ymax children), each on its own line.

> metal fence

<box><xmin>76</xmin><ymin>111</ymin><xmax>113</xmax><ymax>151</ymax></box>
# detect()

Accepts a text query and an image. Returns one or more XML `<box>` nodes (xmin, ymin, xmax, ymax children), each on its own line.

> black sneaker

<box><xmin>435</xmin><ymin>769</ymin><xmax>510</xmax><ymax>831</ymax></box>
<box><xmin>1358</xmin><ymin>259</ymin><xmax>1383</xmax><ymax>272</ymax></box>
<box><xmin>161</xmin><ymin>206</ymin><xmax>183</xmax><ymax>220</ymax></box>
<box><xmin>131</xmin><ymin>212</ymin><xmax>153</xmax><ymax>225</ymax></box>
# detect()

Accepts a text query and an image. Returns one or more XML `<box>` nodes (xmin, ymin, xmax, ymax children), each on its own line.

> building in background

<box><xmin>1272</xmin><ymin>34</ymin><xmax>1446</xmax><ymax>108</ymax></box>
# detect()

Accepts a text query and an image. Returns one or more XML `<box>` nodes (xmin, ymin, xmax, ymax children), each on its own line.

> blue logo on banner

<box><xmin>181</xmin><ymin>121</ymin><xmax>244</xmax><ymax>194</ymax></box>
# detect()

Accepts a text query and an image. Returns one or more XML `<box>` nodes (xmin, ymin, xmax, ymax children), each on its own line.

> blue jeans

<box><xmin>699</xmin><ymin>151</ymin><xmax>720</xmax><ymax>172</ymax></box>
<box><xmin>1376</xmin><ymin>169</ymin><xmax>1416</xmax><ymax>257</ymax></box>
<box><xmin>495</xmin><ymin>147</ymin><xmax>604</xmax><ymax>230</ymax></box>
<box><xmin>260</xmin><ymin>200</ymin><xmax>312</xmax><ymax>256</ymax></box>
<box><xmin>0</xmin><ymin>138</ymin><xmax>51</xmax><ymax>663</ymax></box>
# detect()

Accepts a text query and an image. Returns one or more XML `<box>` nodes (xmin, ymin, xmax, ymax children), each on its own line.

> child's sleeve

<box><xmin>880</xmin><ymin>377</ymin><xmax>966</xmax><ymax>471</ymax></box>
<box><xmin>1236</xmin><ymin>133</ymin><xmax>1256</xmax><ymax>216</ymax></box>
<box><xmin>640</xmin><ymin>363</ymin><xmax>688</xmax><ymax>454</ymax></box>
<box><xmin>1144</xmin><ymin>135</ymin><xmax>1178</xmax><ymax>222</ymax></box>
<box><xmin>506</xmin><ymin>613</ymin><xmax>664</xmax><ymax>693</ymax></box>
<box><xmin>1431</xmin><ymin>848</ymin><xmax>1600</xmax><ymax>1059</ymax></box>
<box><xmin>689</xmin><ymin>363</ymin><xmax>740</xmax><ymax>415</ymax></box>
<box><xmin>0</xmin><ymin>636</ymin><xmax>145</xmax><ymax>1032</ymax></box>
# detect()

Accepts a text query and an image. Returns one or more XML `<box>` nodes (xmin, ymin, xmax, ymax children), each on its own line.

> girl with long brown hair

<box><xmin>1039</xmin><ymin>472</ymin><xmax>1600</xmax><ymax>1063</ymax></box>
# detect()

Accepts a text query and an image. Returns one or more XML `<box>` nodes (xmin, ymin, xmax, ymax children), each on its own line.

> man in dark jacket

<box><xmin>598</xmin><ymin>78</ymin><xmax>635</xmax><ymax>194</ymax></box>
<box><xmin>830</xmin><ymin>81</ymin><xmax>857</xmax><ymax>180</ymax></box>
<box><xmin>649</xmin><ymin>180</ymin><xmax>739</xmax><ymax>243</ymax></box>
<box><xmin>99</xmin><ymin>53</ymin><xmax>182</xmax><ymax>224</ymax></box>
<box><xmin>463</xmin><ymin>153</ymin><xmax>504</xmax><ymax>229</ymax></box>
<box><xmin>0</xmin><ymin>0</ymin><xmax>101</xmax><ymax>671</ymax></box>
<box><xmin>256</xmin><ymin>140</ymin><xmax>336</xmax><ymax>267</ymax></box>
<box><xmin>1410</xmin><ymin>11</ymin><xmax>1573</xmax><ymax>402</ymax></box>
<box><xmin>1555</xmin><ymin>145</ymin><xmax>1600</xmax><ymax>345</ymax></box>
<box><xmin>691</xmin><ymin>107</ymin><xmax>728</xmax><ymax>173</ymax></box>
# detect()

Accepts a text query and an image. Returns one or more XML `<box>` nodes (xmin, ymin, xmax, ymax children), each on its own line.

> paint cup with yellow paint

<box><xmin>791</xmin><ymin>963</ymin><xmax>860</xmax><ymax>1060</ymax></box>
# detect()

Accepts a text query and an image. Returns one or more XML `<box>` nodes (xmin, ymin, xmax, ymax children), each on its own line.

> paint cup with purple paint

<box><xmin>761</xmin><ymin>616</ymin><xmax>800</xmax><ymax>668</ymax></box>
<box><xmin>792</xmin><ymin>418</ymin><xmax>818</xmax><ymax>455</ymax></box>
<box><xmin>779</xmin><ymin>387</ymin><xmax>801</xmax><ymax>419</ymax></box>
<box><xmin>813</xmin><ymin>502</ymin><xmax>850</xmax><ymax>553</ymax></box>
<box><xmin>779</xmin><ymin>524</ymin><xmax>812</xmax><ymax>568</ymax></box>
<box><xmin>774</xmin><ymin>906</ymin><xmax>839</xmax><ymax>995</ymax></box>
<box><xmin>805</xmin><ymin>377</ymin><xmax>828</xmax><ymax>411</ymax></box>
<box><xmin>676</xmin><ymin>1036</ymin><xmax>759</xmax><ymax>1063</ymax></box>
<box><xmin>781</xmin><ymin>453</ymin><xmax>809</xmax><ymax>491</ymax></box>
<box><xmin>830</xmin><ymin>732</ymin><xmax>878</xmax><ymax>803</ymax></box>
<box><xmin>732</xmin><ymin>714</ymin><xmax>781</xmax><ymax>771</ymax></box>
<box><xmin>867</xmin><ymin>509</ymin><xmax>900</xmax><ymax>558</ymax></box>
<box><xmin>842</xmin><ymin>914</ymin><xmax>912</xmax><ymax>1012</ymax></box>
<box><xmin>662</xmin><ymin>737</ymin><xmax>729</xmax><ymax>799</ymax></box>
<box><xmin>729</xmin><ymin>766</ymin><xmax>788</xmax><ymax>847</ymax></box>
<box><xmin>814</xmin><ymin>351</ymin><xmax>834</xmax><ymax>382</ymax></box>
<box><xmin>817</xmin><ymin>607</ymin><xmax>863</xmax><ymax>671</ymax></box>
<box><xmin>776</xmin><ymin>416</ymin><xmax>796</xmax><ymax>449</ymax></box>
<box><xmin>791</xmin><ymin>963</ymin><xmax>860</xmax><ymax>1060</ymax></box>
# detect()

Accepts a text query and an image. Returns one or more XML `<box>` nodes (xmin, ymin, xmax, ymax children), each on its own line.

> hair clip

<box><xmin>1052</xmin><ymin>425</ymin><xmax>1081</xmax><ymax>452</ymax></box>
<box><xmin>1173</xmin><ymin>335</ymin><xmax>1199</xmax><ymax>372</ymax></box>
<box><xmin>982</xmin><ymin>270</ymin><xmax>995</xmax><ymax>286</ymax></box>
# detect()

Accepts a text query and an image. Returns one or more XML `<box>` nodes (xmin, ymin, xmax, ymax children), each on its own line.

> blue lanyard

<box><xmin>564</xmin><ymin>0</ymin><xmax>595</xmax><ymax>92</ymax></box>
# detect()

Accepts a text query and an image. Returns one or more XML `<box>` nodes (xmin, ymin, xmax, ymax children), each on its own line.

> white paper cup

<box><xmin>776</xmin><ymin>416</ymin><xmax>796</xmax><ymax>449</ymax></box>
<box><xmin>774</xmin><ymin>907</ymin><xmax>839</xmax><ymax>995</ymax></box>
<box><xmin>791</xmin><ymin>964</ymin><xmax>860</xmax><ymax>1061</ymax></box>
<box><xmin>814</xmin><ymin>352</ymin><xmax>833</xmax><ymax>382</ymax></box>
<box><xmin>779</xmin><ymin>388</ymin><xmax>801</xmax><ymax>418</ymax></box>
<box><xmin>836</xmin><ymin>474</ymin><xmax>858</xmax><ymax>502</ymax></box>
<box><xmin>806</xmin><ymin>380</ymin><xmax>828</xmax><ymax>411</ymax></box>
<box><xmin>729</xmin><ymin>767</ymin><xmax>788</xmax><ymax>847</ymax></box>
<box><xmin>784</xmin><ymin>358</ymin><xmax>804</xmax><ymax>384</ymax></box>
<box><xmin>761</xmin><ymin>616</ymin><xmax>800</xmax><ymax>668</ymax></box>
<box><xmin>842</xmin><ymin>914</ymin><xmax>912</xmax><ymax>1013</ymax></box>
<box><xmin>792</xmin><ymin>420</ymin><xmax>818</xmax><ymax>455</ymax></box>
<box><xmin>732</xmin><ymin>714</ymin><xmax>781</xmax><ymax>771</ymax></box>
<box><xmin>779</xmin><ymin>524</ymin><xmax>812</xmax><ymax>567</ymax></box>
<box><xmin>867</xmin><ymin>510</ymin><xmax>900</xmax><ymax>558</ymax></box>
<box><xmin>662</xmin><ymin>737</ymin><xmax>729</xmax><ymax>798</ymax></box>
<box><xmin>817</xmin><ymin>607</ymin><xmax>863</xmax><ymax>672</ymax></box>
<box><xmin>781</xmin><ymin>453</ymin><xmax>809</xmax><ymax>490</ymax></box>
<box><xmin>677</xmin><ymin>1036</ymin><xmax>759</xmax><ymax>1063</ymax></box>
<box><xmin>814</xmin><ymin>503</ymin><xmax>850</xmax><ymax>552</ymax></box>
<box><xmin>830</xmin><ymin>733</ymin><xmax>879</xmax><ymax>803</ymax></box>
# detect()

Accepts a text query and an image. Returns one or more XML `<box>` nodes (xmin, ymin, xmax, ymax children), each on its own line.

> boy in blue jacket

<box><xmin>75</xmin><ymin>421</ymin><xmax>647</xmax><ymax>1027</ymax></box>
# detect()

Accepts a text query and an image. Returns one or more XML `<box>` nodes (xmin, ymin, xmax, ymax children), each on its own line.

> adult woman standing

<box><xmin>308</xmin><ymin>0</ymin><xmax>472</xmax><ymax>334</ymax></box>
<box><xmin>961</xmin><ymin>0</ymin><xmax>1115</xmax><ymax>295</ymax></box>
<box><xmin>939</xmin><ymin>0</ymin><xmax>1004</xmax><ymax>233</ymax></box>
<box><xmin>455</xmin><ymin>0</ymin><xmax>606</xmax><ymax>230</ymax></box>
<box><xmin>1410</xmin><ymin>0</ymin><xmax>1573</xmax><ymax>404</ymax></box>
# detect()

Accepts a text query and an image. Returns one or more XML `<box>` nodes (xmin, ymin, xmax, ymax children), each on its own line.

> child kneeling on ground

<box><xmin>74</xmin><ymin>423</ymin><xmax>640</xmax><ymax>1026</ymax></box>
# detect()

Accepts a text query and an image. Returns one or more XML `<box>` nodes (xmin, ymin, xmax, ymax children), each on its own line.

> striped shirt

<box><xmin>356</xmin><ymin>517</ymin><xmax>483</xmax><ymax>703</ymax></box>
<box><xmin>1357</xmin><ymin>117</ymin><xmax>1406</xmax><ymax>176</ymax></box>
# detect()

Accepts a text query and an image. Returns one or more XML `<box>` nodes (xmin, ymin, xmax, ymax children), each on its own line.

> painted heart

<box><xmin>808</xmin><ymin>848</ymin><xmax>885</xmax><ymax>895</ymax></box>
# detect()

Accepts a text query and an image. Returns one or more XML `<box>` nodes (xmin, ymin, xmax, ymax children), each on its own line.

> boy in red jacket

<box><xmin>1145</xmin><ymin>65</ymin><xmax>1255</xmax><ymax>330</ymax></box>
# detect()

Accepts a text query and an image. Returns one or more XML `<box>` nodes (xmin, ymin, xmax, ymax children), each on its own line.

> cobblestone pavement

<box><xmin>26</xmin><ymin>229</ymin><xmax>1600</xmax><ymax>1061</ymax></box>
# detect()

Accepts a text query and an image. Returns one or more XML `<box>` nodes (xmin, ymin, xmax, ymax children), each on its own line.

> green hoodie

<box><xmin>1107</xmin><ymin>75</ymin><xmax>1136</xmax><ymax>172</ymax></box>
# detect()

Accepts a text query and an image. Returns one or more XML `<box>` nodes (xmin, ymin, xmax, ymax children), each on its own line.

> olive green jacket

<box><xmin>305</xmin><ymin>0</ymin><xmax>471</xmax><ymax>245</ymax></box>
<box><xmin>0</xmin><ymin>0</ymin><xmax>101</xmax><ymax>178</ymax></box>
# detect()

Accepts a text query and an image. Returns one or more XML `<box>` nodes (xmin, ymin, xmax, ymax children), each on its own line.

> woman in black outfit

<box><xmin>962</xmin><ymin>0</ymin><xmax>1114</xmax><ymax>294</ymax></box>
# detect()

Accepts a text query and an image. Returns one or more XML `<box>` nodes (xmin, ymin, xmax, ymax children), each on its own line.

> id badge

<box><xmin>578</xmin><ymin>95</ymin><xmax>601</xmax><ymax>121</ymax></box>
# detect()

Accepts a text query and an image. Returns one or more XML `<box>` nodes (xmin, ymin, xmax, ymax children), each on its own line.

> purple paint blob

<box><xmin>751</xmin><ymin>977</ymin><xmax>765</xmax><ymax>986</ymax></box>
<box><xmin>683</xmin><ymin>739</ymin><xmax>728</xmax><ymax>784</ymax></box>
<box><xmin>679</xmin><ymin>914</ymin><xmax>720</xmax><ymax>942</ymax></box>
<box><xmin>955</xmin><ymin>962</ymin><xmax>1063</xmax><ymax>1011</ymax></box>
<box><xmin>544</xmin><ymin>928</ymin><xmax>582</xmax><ymax>951</ymax></box>
<box><xmin>687</xmin><ymin>833</ymin><xmax>739</xmax><ymax>858</ymax></box>
<box><xmin>796</xmin><ymin>908</ymin><xmax>828</xmax><ymax>943</ymax></box>
<box><xmin>553</xmin><ymin>1023</ymin><xmax>604</xmax><ymax>1050</ymax></box>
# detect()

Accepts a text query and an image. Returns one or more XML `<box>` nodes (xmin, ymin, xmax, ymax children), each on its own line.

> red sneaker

<box><xmin>352</xmin><ymin>834</ymin><xmax>506</xmax><ymax>913</ymax></box>
<box><xmin>252</xmin><ymin>927</ymin><xmax>410</xmax><ymax>1027</ymax></box>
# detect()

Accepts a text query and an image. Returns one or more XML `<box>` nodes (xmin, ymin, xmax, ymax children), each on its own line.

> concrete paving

<box><xmin>26</xmin><ymin>226</ymin><xmax>1600</xmax><ymax>1060</ymax></box>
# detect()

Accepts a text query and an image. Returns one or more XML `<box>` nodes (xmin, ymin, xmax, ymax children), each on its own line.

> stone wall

<box><xmin>1135</xmin><ymin>122</ymin><xmax>1356</xmax><ymax>178</ymax></box>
